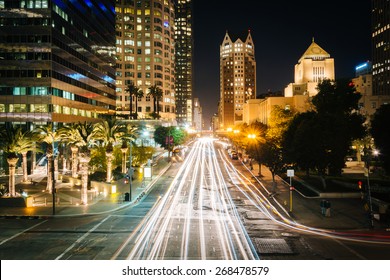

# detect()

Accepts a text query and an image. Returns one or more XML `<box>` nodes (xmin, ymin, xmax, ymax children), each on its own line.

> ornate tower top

<box><xmin>299</xmin><ymin>39</ymin><xmax>330</xmax><ymax>62</ymax></box>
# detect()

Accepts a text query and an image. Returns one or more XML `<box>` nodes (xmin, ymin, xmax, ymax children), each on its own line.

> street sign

<box><xmin>287</xmin><ymin>169</ymin><xmax>294</xmax><ymax>177</ymax></box>
<box><xmin>144</xmin><ymin>166</ymin><xmax>152</xmax><ymax>179</ymax></box>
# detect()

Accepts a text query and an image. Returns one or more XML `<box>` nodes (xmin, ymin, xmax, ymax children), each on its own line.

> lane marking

<box><xmin>55</xmin><ymin>215</ymin><xmax>111</xmax><ymax>260</ymax></box>
<box><xmin>334</xmin><ymin>238</ymin><xmax>367</xmax><ymax>260</ymax></box>
<box><xmin>0</xmin><ymin>220</ymin><xmax>48</xmax><ymax>246</ymax></box>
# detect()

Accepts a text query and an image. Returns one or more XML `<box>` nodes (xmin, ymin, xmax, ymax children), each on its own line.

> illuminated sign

<box><xmin>355</xmin><ymin>63</ymin><xmax>368</xmax><ymax>71</ymax></box>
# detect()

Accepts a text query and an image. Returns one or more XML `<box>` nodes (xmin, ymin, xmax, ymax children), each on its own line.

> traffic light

<box><xmin>358</xmin><ymin>181</ymin><xmax>362</xmax><ymax>190</ymax></box>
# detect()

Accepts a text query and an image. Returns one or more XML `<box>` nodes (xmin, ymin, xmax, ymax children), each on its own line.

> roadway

<box><xmin>1</xmin><ymin>138</ymin><xmax>390</xmax><ymax>260</ymax></box>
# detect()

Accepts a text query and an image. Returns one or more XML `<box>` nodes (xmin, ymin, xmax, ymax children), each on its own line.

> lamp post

<box><xmin>51</xmin><ymin>147</ymin><xmax>56</xmax><ymax>215</ymax></box>
<box><xmin>128</xmin><ymin>141</ymin><xmax>132</xmax><ymax>202</ymax></box>
<box><xmin>247</xmin><ymin>134</ymin><xmax>262</xmax><ymax>176</ymax></box>
<box><xmin>287</xmin><ymin>169</ymin><xmax>294</xmax><ymax>212</ymax></box>
<box><xmin>364</xmin><ymin>146</ymin><xmax>374</xmax><ymax>228</ymax></box>
<box><xmin>121</xmin><ymin>142</ymin><xmax>128</xmax><ymax>174</ymax></box>
<box><xmin>167</xmin><ymin>128</ymin><xmax>173</xmax><ymax>160</ymax></box>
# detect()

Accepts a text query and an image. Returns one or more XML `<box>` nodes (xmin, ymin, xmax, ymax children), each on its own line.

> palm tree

<box><xmin>58</xmin><ymin>123</ymin><xmax>82</xmax><ymax>178</ymax></box>
<box><xmin>0</xmin><ymin>125</ymin><xmax>40</xmax><ymax>196</ymax></box>
<box><xmin>93</xmin><ymin>118</ymin><xmax>127</xmax><ymax>182</ymax></box>
<box><xmin>125</xmin><ymin>82</ymin><xmax>143</xmax><ymax>120</ymax></box>
<box><xmin>59</xmin><ymin>122</ymin><xmax>97</xmax><ymax>204</ymax></box>
<box><xmin>34</xmin><ymin>124</ymin><xmax>61</xmax><ymax>193</ymax></box>
<box><xmin>134</xmin><ymin>88</ymin><xmax>144</xmax><ymax>120</ymax></box>
<box><xmin>148</xmin><ymin>84</ymin><xmax>163</xmax><ymax>119</ymax></box>
<box><xmin>19</xmin><ymin>132</ymin><xmax>41</xmax><ymax>183</ymax></box>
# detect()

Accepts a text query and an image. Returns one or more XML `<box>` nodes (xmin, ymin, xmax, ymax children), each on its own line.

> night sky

<box><xmin>193</xmin><ymin>0</ymin><xmax>372</xmax><ymax>128</ymax></box>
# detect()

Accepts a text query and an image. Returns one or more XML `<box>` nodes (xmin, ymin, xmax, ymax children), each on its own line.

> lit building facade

<box><xmin>193</xmin><ymin>97</ymin><xmax>202</xmax><ymax>131</ymax></box>
<box><xmin>175</xmin><ymin>0</ymin><xmax>193</xmax><ymax>127</ymax></box>
<box><xmin>219</xmin><ymin>31</ymin><xmax>256</xmax><ymax>130</ymax></box>
<box><xmin>372</xmin><ymin>0</ymin><xmax>390</xmax><ymax>96</ymax></box>
<box><xmin>115</xmin><ymin>0</ymin><xmax>176</xmax><ymax>122</ymax></box>
<box><xmin>243</xmin><ymin>95</ymin><xmax>310</xmax><ymax>126</ymax></box>
<box><xmin>0</xmin><ymin>0</ymin><xmax>116</xmax><ymax>126</ymax></box>
<box><xmin>284</xmin><ymin>39</ymin><xmax>334</xmax><ymax>97</ymax></box>
<box><xmin>353</xmin><ymin>61</ymin><xmax>390</xmax><ymax>122</ymax></box>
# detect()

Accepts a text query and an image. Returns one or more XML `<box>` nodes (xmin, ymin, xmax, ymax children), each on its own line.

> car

<box><xmin>231</xmin><ymin>152</ymin><xmax>238</xmax><ymax>160</ymax></box>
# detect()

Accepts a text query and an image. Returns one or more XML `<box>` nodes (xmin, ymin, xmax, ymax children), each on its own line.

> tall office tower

<box><xmin>193</xmin><ymin>97</ymin><xmax>202</xmax><ymax>131</ymax></box>
<box><xmin>0</xmin><ymin>0</ymin><xmax>116</xmax><ymax>127</ymax></box>
<box><xmin>174</xmin><ymin>0</ymin><xmax>193</xmax><ymax>127</ymax></box>
<box><xmin>219</xmin><ymin>31</ymin><xmax>256</xmax><ymax>130</ymax></box>
<box><xmin>115</xmin><ymin>0</ymin><xmax>176</xmax><ymax>122</ymax></box>
<box><xmin>372</xmin><ymin>0</ymin><xmax>390</xmax><ymax>96</ymax></box>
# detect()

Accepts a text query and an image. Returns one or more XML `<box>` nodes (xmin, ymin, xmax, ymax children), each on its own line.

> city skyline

<box><xmin>193</xmin><ymin>0</ymin><xmax>372</xmax><ymax>127</ymax></box>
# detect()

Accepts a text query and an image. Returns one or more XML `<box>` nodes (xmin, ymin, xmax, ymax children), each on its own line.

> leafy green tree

<box><xmin>244</xmin><ymin>121</ymin><xmax>267</xmax><ymax>176</ymax></box>
<box><xmin>313</xmin><ymin>79</ymin><xmax>365</xmax><ymax>175</ymax></box>
<box><xmin>154</xmin><ymin>126</ymin><xmax>188</xmax><ymax>151</ymax></box>
<box><xmin>131</xmin><ymin>146</ymin><xmax>155</xmax><ymax>167</ymax></box>
<box><xmin>266</xmin><ymin>105</ymin><xmax>294</xmax><ymax>143</ymax></box>
<box><xmin>283</xmin><ymin>79</ymin><xmax>365</xmax><ymax>176</ymax></box>
<box><xmin>313</xmin><ymin>79</ymin><xmax>361</xmax><ymax>115</ymax></box>
<box><xmin>258</xmin><ymin>138</ymin><xmax>284</xmax><ymax>190</ymax></box>
<box><xmin>371</xmin><ymin>103</ymin><xmax>390</xmax><ymax>174</ymax></box>
<box><xmin>283</xmin><ymin>112</ymin><xmax>327</xmax><ymax>176</ymax></box>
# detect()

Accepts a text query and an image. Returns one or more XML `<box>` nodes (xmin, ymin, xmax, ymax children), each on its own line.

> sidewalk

<box><xmin>244</xmin><ymin>161</ymin><xmax>390</xmax><ymax>231</ymax></box>
<box><xmin>0</xmin><ymin>156</ymin><xmax>170</xmax><ymax>218</ymax></box>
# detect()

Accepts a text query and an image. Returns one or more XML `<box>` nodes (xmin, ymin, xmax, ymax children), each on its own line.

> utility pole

<box><xmin>364</xmin><ymin>146</ymin><xmax>374</xmax><ymax>228</ymax></box>
<box><xmin>52</xmin><ymin>144</ymin><xmax>56</xmax><ymax>215</ymax></box>
<box><xmin>129</xmin><ymin>141</ymin><xmax>132</xmax><ymax>202</ymax></box>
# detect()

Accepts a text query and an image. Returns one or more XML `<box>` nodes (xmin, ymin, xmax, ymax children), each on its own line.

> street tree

<box><xmin>34</xmin><ymin>123</ymin><xmax>61</xmax><ymax>193</ymax></box>
<box><xmin>125</xmin><ymin>82</ymin><xmax>143</xmax><ymax>119</ymax></box>
<box><xmin>283</xmin><ymin>79</ymin><xmax>365</xmax><ymax>177</ymax></box>
<box><xmin>283</xmin><ymin>112</ymin><xmax>328</xmax><ymax>177</ymax></box>
<box><xmin>148</xmin><ymin>84</ymin><xmax>163</xmax><ymax>119</ymax></box>
<box><xmin>0</xmin><ymin>125</ymin><xmax>40</xmax><ymax>196</ymax></box>
<box><xmin>58</xmin><ymin>122</ymin><xmax>97</xmax><ymax>204</ymax></box>
<box><xmin>244</xmin><ymin>121</ymin><xmax>267</xmax><ymax>176</ymax></box>
<box><xmin>154</xmin><ymin>126</ymin><xmax>188</xmax><ymax>152</ymax></box>
<box><xmin>93</xmin><ymin>118</ymin><xmax>127</xmax><ymax>182</ymax></box>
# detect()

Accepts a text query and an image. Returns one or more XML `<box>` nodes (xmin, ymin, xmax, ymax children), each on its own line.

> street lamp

<box><xmin>143</xmin><ymin>130</ymin><xmax>150</xmax><ymax>146</ymax></box>
<box><xmin>166</xmin><ymin>127</ymin><xmax>177</xmax><ymax>159</ymax></box>
<box><xmin>128</xmin><ymin>140</ymin><xmax>133</xmax><ymax>202</ymax></box>
<box><xmin>121</xmin><ymin>142</ymin><xmax>128</xmax><ymax>174</ymax></box>
<box><xmin>247</xmin><ymin>134</ymin><xmax>262</xmax><ymax>176</ymax></box>
<box><xmin>51</xmin><ymin>146</ymin><xmax>56</xmax><ymax>215</ymax></box>
<box><xmin>364</xmin><ymin>146</ymin><xmax>375</xmax><ymax>228</ymax></box>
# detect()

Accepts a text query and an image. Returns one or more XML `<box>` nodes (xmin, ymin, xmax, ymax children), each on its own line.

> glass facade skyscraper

<box><xmin>0</xmin><ymin>0</ymin><xmax>116</xmax><ymax>126</ymax></box>
<box><xmin>372</xmin><ymin>0</ymin><xmax>390</xmax><ymax>96</ymax></box>
<box><xmin>175</xmin><ymin>0</ymin><xmax>193</xmax><ymax>126</ymax></box>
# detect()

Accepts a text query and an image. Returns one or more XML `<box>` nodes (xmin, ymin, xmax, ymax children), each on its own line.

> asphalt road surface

<box><xmin>1</xmin><ymin>138</ymin><xmax>390</xmax><ymax>260</ymax></box>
